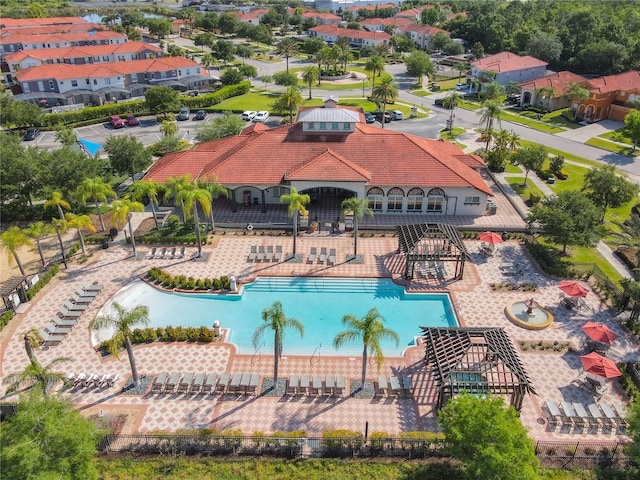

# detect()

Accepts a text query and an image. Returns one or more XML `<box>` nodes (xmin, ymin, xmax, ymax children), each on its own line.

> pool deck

<box><xmin>1</xmin><ymin>236</ymin><xmax>638</xmax><ymax>442</ymax></box>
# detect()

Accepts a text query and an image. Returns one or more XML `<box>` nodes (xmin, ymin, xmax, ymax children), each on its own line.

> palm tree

<box><xmin>252</xmin><ymin>301</ymin><xmax>304</xmax><ymax>384</ymax></box>
<box><xmin>280</xmin><ymin>187</ymin><xmax>310</xmax><ymax>257</ymax></box>
<box><xmin>479</xmin><ymin>81</ymin><xmax>504</xmax><ymax>102</ymax></box>
<box><xmin>128</xmin><ymin>179</ymin><xmax>164</xmax><ymax>231</ymax></box>
<box><xmin>276</xmin><ymin>86</ymin><xmax>303</xmax><ymax>124</ymax></box>
<box><xmin>177</xmin><ymin>185</ymin><xmax>212</xmax><ymax>258</ymax></box>
<box><xmin>51</xmin><ymin>217</ymin><xmax>68</xmax><ymax>269</ymax></box>
<box><xmin>314</xmin><ymin>48</ymin><xmax>330</xmax><ymax>84</ymax></box>
<box><xmin>165</xmin><ymin>174</ymin><xmax>192</xmax><ymax>223</ymax></box>
<box><xmin>111</xmin><ymin>198</ymin><xmax>145</xmax><ymax>257</ymax></box>
<box><xmin>506</xmin><ymin>130</ymin><xmax>521</xmax><ymax>152</ymax></box>
<box><xmin>365</xmin><ymin>55</ymin><xmax>385</xmax><ymax>95</ymax></box>
<box><xmin>301</xmin><ymin>66</ymin><xmax>319</xmax><ymax>100</ymax></box>
<box><xmin>443</xmin><ymin>91</ymin><xmax>463</xmax><ymax>132</ymax></box>
<box><xmin>22</xmin><ymin>328</ymin><xmax>42</xmax><ymax>363</ymax></box>
<box><xmin>1</xmin><ymin>226</ymin><xmax>32</xmax><ymax>276</ymax></box>
<box><xmin>275</xmin><ymin>37</ymin><xmax>299</xmax><ymax>73</ymax></box>
<box><xmin>372</xmin><ymin>77</ymin><xmax>398</xmax><ymax>130</ymax></box>
<box><xmin>24</xmin><ymin>222</ymin><xmax>53</xmax><ymax>268</ymax></box>
<box><xmin>160</xmin><ymin>120</ymin><xmax>178</xmax><ymax>137</ymax></box>
<box><xmin>564</xmin><ymin>81</ymin><xmax>590</xmax><ymax>114</ymax></box>
<box><xmin>65</xmin><ymin>213</ymin><xmax>96</xmax><ymax>256</ymax></box>
<box><xmin>478</xmin><ymin>99</ymin><xmax>504</xmax><ymax>151</ymax></box>
<box><xmin>534</xmin><ymin>86</ymin><xmax>555</xmax><ymax>111</ymax></box>
<box><xmin>341</xmin><ymin>197</ymin><xmax>373</xmax><ymax>259</ymax></box>
<box><xmin>89</xmin><ymin>302</ymin><xmax>149</xmax><ymax>386</ymax></box>
<box><xmin>455</xmin><ymin>61</ymin><xmax>470</xmax><ymax>82</ymax></box>
<box><xmin>4</xmin><ymin>356</ymin><xmax>72</xmax><ymax>396</ymax></box>
<box><xmin>76</xmin><ymin>177</ymin><xmax>117</xmax><ymax>232</ymax></box>
<box><xmin>201</xmin><ymin>52</ymin><xmax>216</xmax><ymax>72</ymax></box>
<box><xmin>338</xmin><ymin>45</ymin><xmax>352</xmax><ymax>73</ymax></box>
<box><xmin>43</xmin><ymin>190</ymin><xmax>71</xmax><ymax>222</ymax></box>
<box><xmin>196</xmin><ymin>175</ymin><xmax>228</xmax><ymax>232</ymax></box>
<box><xmin>333</xmin><ymin>307</ymin><xmax>399</xmax><ymax>387</ymax></box>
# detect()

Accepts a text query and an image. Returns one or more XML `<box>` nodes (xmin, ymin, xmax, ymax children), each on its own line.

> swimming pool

<box><xmin>97</xmin><ymin>277</ymin><xmax>458</xmax><ymax>356</ymax></box>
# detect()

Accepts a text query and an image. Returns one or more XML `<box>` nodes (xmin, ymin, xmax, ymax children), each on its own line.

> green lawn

<box><xmin>498</xmin><ymin>111</ymin><xmax>564</xmax><ymax>134</ymax></box>
<box><xmin>411</xmin><ymin>90</ymin><xmax>429</xmax><ymax>97</ymax></box>
<box><xmin>459</xmin><ymin>100</ymin><xmax>482</xmax><ymax>111</ymax></box>
<box><xmin>518</xmin><ymin>141</ymin><xmax>603</xmax><ymax>168</ymax></box>
<box><xmin>543</xmin><ymin>110</ymin><xmax>582</xmax><ymax>129</ymax></box>
<box><xmin>585</xmin><ymin>137</ymin><xmax>638</xmax><ymax>156</ymax></box>
<box><xmin>504</xmin><ymin>163</ymin><xmax>522</xmax><ymax>174</ymax></box>
<box><xmin>565</xmin><ymin>245</ymin><xmax>624</xmax><ymax>284</ymax></box>
<box><xmin>545</xmin><ymin>162</ymin><xmax>590</xmax><ymax>194</ymax></box>
<box><xmin>440</xmin><ymin>127</ymin><xmax>466</xmax><ymax>141</ymax></box>
<box><xmin>505</xmin><ymin>177</ymin><xmax>545</xmax><ymax>202</ymax></box>
<box><xmin>599</xmin><ymin>128</ymin><xmax>633</xmax><ymax>145</ymax></box>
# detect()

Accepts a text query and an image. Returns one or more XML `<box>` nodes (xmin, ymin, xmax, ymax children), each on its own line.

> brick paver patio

<box><xmin>1</xmin><ymin>235</ymin><xmax>638</xmax><ymax>441</ymax></box>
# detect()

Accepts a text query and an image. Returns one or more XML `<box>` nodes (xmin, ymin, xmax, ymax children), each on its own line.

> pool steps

<box><xmin>249</xmin><ymin>277</ymin><xmax>394</xmax><ymax>294</ymax></box>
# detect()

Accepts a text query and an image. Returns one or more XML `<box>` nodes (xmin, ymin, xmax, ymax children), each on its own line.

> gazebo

<box><xmin>421</xmin><ymin>327</ymin><xmax>536</xmax><ymax>411</ymax></box>
<box><xmin>396</xmin><ymin>223</ymin><xmax>468</xmax><ymax>280</ymax></box>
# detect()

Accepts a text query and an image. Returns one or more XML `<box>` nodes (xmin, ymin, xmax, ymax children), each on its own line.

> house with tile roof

<box><xmin>396</xmin><ymin>24</ymin><xmax>448</xmax><ymax>51</ymax></box>
<box><xmin>309</xmin><ymin>25</ymin><xmax>390</xmax><ymax>47</ymax></box>
<box><xmin>302</xmin><ymin>12</ymin><xmax>342</xmax><ymax>25</ymax></box>
<box><xmin>572</xmin><ymin>70</ymin><xmax>640</xmax><ymax>122</ymax></box>
<box><xmin>470</xmin><ymin>52</ymin><xmax>547</xmax><ymax>88</ymax></box>
<box><xmin>144</xmin><ymin>100</ymin><xmax>491</xmax><ymax>218</ymax></box>
<box><xmin>360</xmin><ymin>17</ymin><xmax>414</xmax><ymax>32</ymax></box>
<box><xmin>0</xmin><ymin>16</ymin><xmax>87</xmax><ymax>29</ymax></box>
<box><xmin>519</xmin><ymin>71</ymin><xmax>588</xmax><ymax>111</ymax></box>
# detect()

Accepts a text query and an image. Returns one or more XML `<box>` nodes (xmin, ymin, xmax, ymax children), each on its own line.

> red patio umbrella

<box><xmin>579</xmin><ymin>352</ymin><xmax>622</xmax><ymax>378</ymax></box>
<box><xmin>581</xmin><ymin>322</ymin><xmax>618</xmax><ymax>345</ymax></box>
<box><xmin>559</xmin><ymin>280</ymin><xmax>589</xmax><ymax>298</ymax></box>
<box><xmin>479</xmin><ymin>231</ymin><xmax>504</xmax><ymax>245</ymax></box>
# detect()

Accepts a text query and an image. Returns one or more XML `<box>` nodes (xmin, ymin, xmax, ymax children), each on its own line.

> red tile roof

<box><xmin>0</xmin><ymin>16</ymin><xmax>87</xmax><ymax>28</ymax></box>
<box><xmin>144</xmin><ymin>109</ymin><xmax>492</xmax><ymax>196</ymax></box>
<box><xmin>302</xmin><ymin>12</ymin><xmax>341</xmax><ymax>20</ymax></box>
<box><xmin>4</xmin><ymin>41</ymin><xmax>162</xmax><ymax>63</ymax></box>
<box><xmin>0</xmin><ymin>23</ymin><xmax>102</xmax><ymax>36</ymax></box>
<box><xmin>15</xmin><ymin>56</ymin><xmax>203</xmax><ymax>81</ymax></box>
<box><xmin>519</xmin><ymin>71</ymin><xmax>588</xmax><ymax>96</ymax></box>
<box><xmin>586</xmin><ymin>70</ymin><xmax>640</xmax><ymax>94</ymax></box>
<box><xmin>346</xmin><ymin>3</ymin><xmax>398</xmax><ymax>12</ymax></box>
<box><xmin>473</xmin><ymin>52</ymin><xmax>547</xmax><ymax>73</ymax></box>
<box><xmin>362</xmin><ymin>17</ymin><xmax>415</xmax><ymax>26</ymax></box>
<box><xmin>0</xmin><ymin>30</ymin><xmax>126</xmax><ymax>46</ymax></box>
<box><xmin>309</xmin><ymin>25</ymin><xmax>391</xmax><ymax>41</ymax></box>
<box><xmin>401</xmin><ymin>24</ymin><xmax>448</xmax><ymax>36</ymax></box>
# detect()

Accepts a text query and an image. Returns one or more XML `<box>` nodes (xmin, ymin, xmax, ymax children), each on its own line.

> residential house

<box><xmin>302</xmin><ymin>12</ymin><xmax>342</xmax><ymax>25</ymax></box>
<box><xmin>396</xmin><ymin>24</ymin><xmax>448</xmax><ymax>51</ymax></box>
<box><xmin>309</xmin><ymin>25</ymin><xmax>390</xmax><ymax>47</ymax></box>
<box><xmin>574</xmin><ymin>70</ymin><xmax>640</xmax><ymax>122</ymax></box>
<box><xmin>469</xmin><ymin>52</ymin><xmax>547</xmax><ymax>88</ymax></box>
<box><xmin>0</xmin><ymin>16</ymin><xmax>87</xmax><ymax>29</ymax></box>
<box><xmin>235</xmin><ymin>9</ymin><xmax>269</xmax><ymax>24</ymax></box>
<box><xmin>144</xmin><ymin>99</ymin><xmax>492</xmax><ymax>218</ymax></box>
<box><xmin>360</xmin><ymin>17</ymin><xmax>414</xmax><ymax>32</ymax></box>
<box><xmin>394</xmin><ymin>6</ymin><xmax>432</xmax><ymax>21</ymax></box>
<box><xmin>345</xmin><ymin>3</ymin><xmax>400</xmax><ymax>15</ymax></box>
<box><xmin>519</xmin><ymin>71</ymin><xmax>588</xmax><ymax>111</ymax></box>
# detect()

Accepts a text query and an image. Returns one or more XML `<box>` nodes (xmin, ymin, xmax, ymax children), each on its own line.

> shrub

<box><xmin>26</xmin><ymin>265</ymin><xmax>60</xmax><ymax>300</ymax></box>
<box><xmin>0</xmin><ymin>310</ymin><xmax>15</xmax><ymax>331</ymax></box>
<box><xmin>529</xmin><ymin>192</ymin><xmax>542</xmax><ymax>205</ymax></box>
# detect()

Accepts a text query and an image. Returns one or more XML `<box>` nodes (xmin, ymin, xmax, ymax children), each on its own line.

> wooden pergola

<box><xmin>422</xmin><ymin>327</ymin><xmax>536</xmax><ymax>412</ymax></box>
<box><xmin>396</xmin><ymin>223</ymin><xmax>467</xmax><ymax>280</ymax></box>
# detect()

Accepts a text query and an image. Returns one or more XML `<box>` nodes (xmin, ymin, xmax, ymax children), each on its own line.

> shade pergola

<box><xmin>422</xmin><ymin>327</ymin><xmax>536</xmax><ymax>411</ymax></box>
<box><xmin>396</xmin><ymin>223</ymin><xmax>468</xmax><ymax>280</ymax></box>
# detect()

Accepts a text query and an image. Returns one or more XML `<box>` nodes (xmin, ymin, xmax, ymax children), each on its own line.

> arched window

<box><xmin>426</xmin><ymin>188</ymin><xmax>445</xmax><ymax>213</ymax></box>
<box><xmin>367</xmin><ymin>187</ymin><xmax>383</xmax><ymax>212</ymax></box>
<box><xmin>407</xmin><ymin>188</ymin><xmax>424</xmax><ymax>212</ymax></box>
<box><xmin>387</xmin><ymin>187</ymin><xmax>404</xmax><ymax>212</ymax></box>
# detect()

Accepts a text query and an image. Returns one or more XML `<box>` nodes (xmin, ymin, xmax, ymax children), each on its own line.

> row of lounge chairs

<box><xmin>69</xmin><ymin>372</ymin><xmax>119</xmax><ymax>388</ymax></box>
<box><xmin>247</xmin><ymin>245</ymin><xmax>283</xmax><ymax>262</ymax></box>
<box><xmin>151</xmin><ymin>372</ymin><xmax>261</xmax><ymax>396</ymax></box>
<box><xmin>416</xmin><ymin>261</ymin><xmax>446</xmax><ymax>280</ymax></box>
<box><xmin>544</xmin><ymin>400</ymin><xmax>628</xmax><ymax>433</ymax></box>
<box><xmin>306</xmin><ymin>248</ymin><xmax>336</xmax><ymax>265</ymax></box>
<box><xmin>374</xmin><ymin>375</ymin><xmax>413</xmax><ymax>398</ymax></box>
<box><xmin>286</xmin><ymin>374</ymin><xmax>346</xmax><ymax>397</ymax></box>
<box><xmin>146</xmin><ymin>246</ymin><xmax>187</xmax><ymax>260</ymax></box>
<box><xmin>40</xmin><ymin>283</ymin><xmax>103</xmax><ymax>346</ymax></box>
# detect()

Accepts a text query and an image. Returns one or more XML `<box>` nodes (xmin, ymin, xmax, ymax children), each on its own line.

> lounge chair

<box><xmin>84</xmin><ymin>374</ymin><xmax>97</xmax><ymax>387</ymax></box>
<box><xmin>165</xmin><ymin>247</ymin><xmax>176</xmax><ymax>260</ymax></box>
<box><xmin>152</xmin><ymin>372</ymin><xmax>168</xmax><ymax>393</ymax></box>
<box><xmin>165</xmin><ymin>372</ymin><xmax>181</xmax><ymax>393</ymax></box>
<box><xmin>40</xmin><ymin>330</ymin><xmax>65</xmax><ymax>346</ymax></box>
<box><xmin>81</xmin><ymin>282</ymin><xmax>103</xmax><ymax>292</ymax></box>
<box><xmin>318</xmin><ymin>247</ymin><xmax>327</xmax><ymax>263</ymax></box>
<box><xmin>178</xmin><ymin>372</ymin><xmax>194</xmax><ymax>393</ymax></box>
<box><xmin>147</xmin><ymin>247</ymin><xmax>157</xmax><ymax>259</ymax></box>
<box><xmin>215</xmin><ymin>373</ymin><xmax>230</xmax><ymax>395</ymax></box>
<box><xmin>98</xmin><ymin>374</ymin><xmax>111</xmax><ymax>388</ymax></box>
<box><xmin>389</xmin><ymin>376</ymin><xmax>401</xmax><ymax>398</ymax></box>
<box><xmin>248</xmin><ymin>245</ymin><xmax>257</xmax><ymax>262</ymax></box>
<box><xmin>286</xmin><ymin>375</ymin><xmax>299</xmax><ymax>396</ymax></box>
<box><xmin>155</xmin><ymin>247</ymin><xmax>167</xmax><ymax>259</ymax></box>
<box><xmin>45</xmin><ymin>324</ymin><xmax>72</xmax><ymax>336</ymax></box>
<box><xmin>298</xmin><ymin>374</ymin><xmax>310</xmax><ymax>396</ymax></box>
<box><xmin>50</xmin><ymin>317</ymin><xmax>76</xmax><ymax>328</ymax></box>
<box><xmin>323</xmin><ymin>375</ymin><xmax>335</xmax><ymax>397</ymax></box>
<box><xmin>94</xmin><ymin>374</ymin><xmax>106</xmax><ymax>387</ymax></box>
<box><xmin>107</xmin><ymin>373</ymin><xmax>119</xmax><ymax>387</ymax></box>
<box><xmin>246</xmin><ymin>374</ymin><xmax>260</xmax><ymax>396</ymax></box>
<box><xmin>307</xmin><ymin>247</ymin><xmax>317</xmax><ymax>263</ymax></box>
<box><xmin>311</xmin><ymin>376</ymin><xmax>322</xmax><ymax>396</ymax></box>
<box><xmin>274</xmin><ymin>245</ymin><xmax>283</xmax><ymax>261</ymax></box>
<box><xmin>73</xmin><ymin>373</ymin><xmax>87</xmax><ymax>387</ymax></box>
<box><xmin>191</xmin><ymin>373</ymin><xmax>205</xmax><ymax>394</ymax></box>
<box><xmin>256</xmin><ymin>246</ymin><xmax>265</xmax><ymax>262</ymax></box>
<box><xmin>375</xmin><ymin>376</ymin><xmax>388</xmax><ymax>397</ymax></box>
<box><xmin>178</xmin><ymin>246</ymin><xmax>186</xmax><ymax>258</ymax></box>
<box><xmin>266</xmin><ymin>245</ymin><xmax>274</xmax><ymax>262</ymax></box>
<box><xmin>228</xmin><ymin>373</ymin><xmax>243</xmax><ymax>394</ymax></box>
<box><xmin>328</xmin><ymin>248</ymin><xmax>336</xmax><ymax>265</ymax></box>
<box><xmin>335</xmin><ymin>376</ymin><xmax>346</xmax><ymax>397</ymax></box>
<box><xmin>69</xmin><ymin>293</ymin><xmax>93</xmax><ymax>305</ymax></box>
<box><xmin>75</xmin><ymin>288</ymin><xmax>99</xmax><ymax>298</ymax></box>
<box><xmin>57</xmin><ymin>307</ymin><xmax>83</xmax><ymax>319</ymax></box>
<box><xmin>203</xmin><ymin>373</ymin><xmax>217</xmax><ymax>395</ymax></box>
<box><xmin>63</xmin><ymin>301</ymin><xmax>86</xmax><ymax>312</ymax></box>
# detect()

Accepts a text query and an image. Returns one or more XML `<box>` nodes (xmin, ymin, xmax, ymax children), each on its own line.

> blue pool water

<box><xmin>100</xmin><ymin>278</ymin><xmax>458</xmax><ymax>356</ymax></box>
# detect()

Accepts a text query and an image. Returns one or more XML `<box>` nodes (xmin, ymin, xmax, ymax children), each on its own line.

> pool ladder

<box><xmin>310</xmin><ymin>343</ymin><xmax>322</xmax><ymax>365</ymax></box>
<box><xmin>251</xmin><ymin>341</ymin><xmax>265</xmax><ymax>364</ymax></box>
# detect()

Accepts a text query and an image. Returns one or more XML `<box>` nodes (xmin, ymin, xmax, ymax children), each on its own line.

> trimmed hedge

<box><xmin>26</xmin><ymin>265</ymin><xmax>60</xmax><ymax>301</ymax></box>
<box><xmin>147</xmin><ymin>267</ymin><xmax>230</xmax><ymax>291</ymax></box>
<box><xmin>98</xmin><ymin>325</ymin><xmax>216</xmax><ymax>354</ymax></box>
<box><xmin>0</xmin><ymin>310</ymin><xmax>15</xmax><ymax>331</ymax></box>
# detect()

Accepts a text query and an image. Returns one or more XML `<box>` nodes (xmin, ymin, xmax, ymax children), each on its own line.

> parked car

<box><xmin>193</xmin><ymin>110</ymin><xmax>206</xmax><ymax>121</ymax></box>
<box><xmin>125</xmin><ymin>114</ymin><xmax>139</xmax><ymax>126</ymax></box>
<box><xmin>22</xmin><ymin>127</ymin><xmax>40</xmax><ymax>141</ymax></box>
<box><xmin>242</xmin><ymin>110</ymin><xmax>257</xmax><ymax>121</ymax></box>
<box><xmin>108</xmin><ymin>115</ymin><xmax>125</xmax><ymax>128</ymax></box>
<box><xmin>374</xmin><ymin>111</ymin><xmax>391</xmax><ymax>123</ymax></box>
<box><xmin>254</xmin><ymin>111</ymin><xmax>269</xmax><ymax>123</ymax></box>
<box><xmin>455</xmin><ymin>82</ymin><xmax>468</xmax><ymax>90</ymax></box>
<box><xmin>176</xmin><ymin>107</ymin><xmax>190</xmax><ymax>121</ymax></box>
<box><xmin>434</xmin><ymin>98</ymin><xmax>445</xmax><ymax>108</ymax></box>
<box><xmin>364</xmin><ymin>112</ymin><xmax>375</xmax><ymax>124</ymax></box>
<box><xmin>390</xmin><ymin>110</ymin><xmax>404</xmax><ymax>121</ymax></box>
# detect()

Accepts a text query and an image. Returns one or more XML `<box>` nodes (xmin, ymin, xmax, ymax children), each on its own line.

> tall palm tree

<box><xmin>534</xmin><ymin>86</ymin><xmax>555</xmax><ymax>111</ymax></box>
<box><xmin>301</xmin><ymin>66</ymin><xmax>319</xmax><ymax>100</ymax></box>
<box><xmin>506</xmin><ymin>130</ymin><xmax>521</xmax><ymax>152</ymax></box>
<box><xmin>177</xmin><ymin>185</ymin><xmax>212</xmax><ymax>258</ymax></box>
<box><xmin>89</xmin><ymin>302</ymin><xmax>149</xmax><ymax>386</ymax></box>
<box><xmin>25</xmin><ymin>222</ymin><xmax>53</xmax><ymax>268</ymax></box>
<box><xmin>128</xmin><ymin>179</ymin><xmax>164</xmax><ymax>231</ymax></box>
<box><xmin>111</xmin><ymin>198</ymin><xmax>145</xmax><ymax>257</ymax></box>
<box><xmin>0</xmin><ymin>226</ymin><xmax>32</xmax><ymax>276</ymax></box>
<box><xmin>160</xmin><ymin>120</ymin><xmax>178</xmax><ymax>137</ymax></box>
<box><xmin>43</xmin><ymin>190</ymin><xmax>71</xmax><ymax>222</ymax></box>
<box><xmin>341</xmin><ymin>197</ymin><xmax>373</xmax><ymax>259</ymax></box>
<box><xmin>443</xmin><ymin>91</ymin><xmax>463</xmax><ymax>132</ymax></box>
<box><xmin>22</xmin><ymin>328</ymin><xmax>42</xmax><ymax>363</ymax></box>
<box><xmin>314</xmin><ymin>48</ymin><xmax>330</xmax><ymax>84</ymax></box>
<box><xmin>338</xmin><ymin>45</ymin><xmax>352</xmax><ymax>74</ymax></box>
<box><xmin>365</xmin><ymin>55</ymin><xmax>385</xmax><ymax>95</ymax></box>
<box><xmin>372</xmin><ymin>76</ymin><xmax>398</xmax><ymax>130</ymax></box>
<box><xmin>275</xmin><ymin>37</ymin><xmax>299</xmax><ymax>73</ymax></box>
<box><xmin>5</xmin><ymin>356</ymin><xmax>71</xmax><ymax>396</ymax></box>
<box><xmin>455</xmin><ymin>61</ymin><xmax>470</xmax><ymax>82</ymax></box>
<box><xmin>479</xmin><ymin>81</ymin><xmax>503</xmax><ymax>102</ymax></box>
<box><xmin>333</xmin><ymin>307</ymin><xmax>399</xmax><ymax>386</ymax></box>
<box><xmin>164</xmin><ymin>174</ymin><xmax>192</xmax><ymax>223</ymax></box>
<box><xmin>276</xmin><ymin>86</ymin><xmax>303</xmax><ymax>124</ymax></box>
<box><xmin>252</xmin><ymin>301</ymin><xmax>304</xmax><ymax>384</ymax></box>
<box><xmin>478</xmin><ymin>99</ymin><xmax>504</xmax><ymax>151</ymax></box>
<box><xmin>65</xmin><ymin>213</ymin><xmax>96</xmax><ymax>256</ymax></box>
<box><xmin>280</xmin><ymin>187</ymin><xmax>310</xmax><ymax>257</ymax></box>
<box><xmin>563</xmin><ymin>81</ymin><xmax>590</xmax><ymax>114</ymax></box>
<box><xmin>51</xmin><ymin>217</ymin><xmax>68</xmax><ymax>269</ymax></box>
<box><xmin>76</xmin><ymin>177</ymin><xmax>117</xmax><ymax>232</ymax></box>
<box><xmin>196</xmin><ymin>175</ymin><xmax>228</xmax><ymax>232</ymax></box>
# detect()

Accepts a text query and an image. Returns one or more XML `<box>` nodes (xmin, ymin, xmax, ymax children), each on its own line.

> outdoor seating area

<box><xmin>375</xmin><ymin>375</ymin><xmax>413</xmax><ymax>398</ymax></box>
<box><xmin>287</xmin><ymin>374</ymin><xmax>347</xmax><ymax>397</ymax></box>
<box><xmin>151</xmin><ymin>371</ymin><xmax>261</xmax><ymax>396</ymax></box>
<box><xmin>248</xmin><ymin>245</ymin><xmax>283</xmax><ymax>263</ymax></box>
<box><xmin>70</xmin><ymin>372</ymin><xmax>119</xmax><ymax>389</ymax></box>
<box><xmin>543</xmin><ymin>400</ymin><xmax>628</xmax><ymax>433</ymax></box>
<box><xmin>146</xmin><ymin>246</ymin><xmax>187</xmax><ymax>261</ymax></box>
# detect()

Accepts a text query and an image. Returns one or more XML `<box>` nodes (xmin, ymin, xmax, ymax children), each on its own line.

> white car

<box><xmin>254</xmin><ymin>111</ymin><xmax>269</xmax><ymax>123</ymax></box>
<box><xmin>455</xmin><ymin>82</ymin><xmax>468</xmax><ymax>90</ymax></box>
<box><xmin>241</xmin><ymin>110</ymin><xmax>257</xmax><ymax>121</ymax></box>
<box><xmin>390</xmin><ymin>110</ymin><xmax>404</xmax><ymax>120</ymax></box>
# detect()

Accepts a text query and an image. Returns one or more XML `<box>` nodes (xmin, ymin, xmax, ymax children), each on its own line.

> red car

<box><xmin>125</xmin><ymin>114</ymin><xmax>139</xmax><ymax>126</ymax></box>
<box><xmin>109</xmin><ymin>115</ymin><xmax>125</xmax><ymax>128</ymax></box>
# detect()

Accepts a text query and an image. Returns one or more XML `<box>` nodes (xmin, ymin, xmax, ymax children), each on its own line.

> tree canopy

<box><xmin>625</xmin><ymin>109</ymin><xmax>640</xmax><ymax>152</ymax></box>
<box><xmin>195</xmin><ymin>111</ymin><xmax>245</xmax><ymax>143</ymax></box>
<box><xmin>144</xmin><ymin>86</ymin><xmax>180</xmax><ymax>115</ymax></box>
<box><xmin>104</xmin><ymin>135</ymin><xmax>152</xmax><ymax>182</ymax></box>
<box><xmin>405</xmin><ymin>50</ymin><xmax>435</xmax><ymax>83</ymax></box>
<box><xmin>582</xmin><ymin>164</ymin><xmax>639</xmax><ymax>217</ymax></box>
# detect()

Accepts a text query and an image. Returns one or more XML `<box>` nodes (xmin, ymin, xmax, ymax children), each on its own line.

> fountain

<box><xmin>505</xmin><ymin>298</ymin><xmax>553</xmax><ymax>330</ymax></box>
